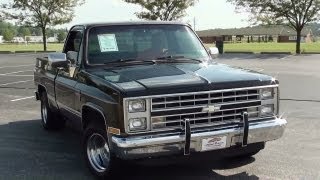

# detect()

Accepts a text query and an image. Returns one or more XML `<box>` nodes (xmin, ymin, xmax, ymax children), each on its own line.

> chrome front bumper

<box><xmin>112</xmin><ymin>118</ymin><xmax>287</xmax><ymax>160</ymax></box>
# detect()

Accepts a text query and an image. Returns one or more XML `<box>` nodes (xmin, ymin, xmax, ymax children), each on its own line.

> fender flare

<box><xmin>81</xmin><ymin>102</ymin><xmax>107</xmax><ymax>127</ymax></box>
<box><xmin>81</xmin><ymin>103</ymin><xmax>115</xmax><ymax>150</ymax></box>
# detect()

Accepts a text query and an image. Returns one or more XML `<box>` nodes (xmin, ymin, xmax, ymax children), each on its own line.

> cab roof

<box><xmin>75</xmin><ymin>21</ymin><xmax>190</xmax><ymax>29</ymax></box>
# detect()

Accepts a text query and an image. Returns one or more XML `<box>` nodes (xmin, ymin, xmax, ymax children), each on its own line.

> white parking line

<box><xmin>0</xmin><ymin>64</ymin><xmax>33</xmax><ymax>69</ymax></box>
<box><xmin>0</xmin><ymin>70</ymin><xmax>33</xmax><ymax>75</ymax></box>
<box><xmin>0</xmin><ymin>80</ymin><xmax>33</xmax><ymax>86</ymax></box>
<box><xmin>10</xmin><ymin>96</ymin><xmax>35</xmax><ymax>102</ymax></box>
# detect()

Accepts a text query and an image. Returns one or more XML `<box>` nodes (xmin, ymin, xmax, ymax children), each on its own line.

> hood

<box><xmin>89</xmin><ymin>62</ymin><xmax>276</xmax><ymax>97</ymax></box>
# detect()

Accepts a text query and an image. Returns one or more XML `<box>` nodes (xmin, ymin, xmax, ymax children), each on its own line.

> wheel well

<box><xmin>82</xmin><ymin>106</ymin><xmax>106</xmax><ymax>130</ymax></box>
<box><xmin>38</xmin><ymin>85</ymin><xmax>46</xmax><ymax>96</ymax></box>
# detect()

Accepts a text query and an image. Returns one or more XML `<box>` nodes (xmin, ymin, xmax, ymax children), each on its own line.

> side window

<box><xmin>64</xmin><ymin>30</ymin><xmax>83</xmax><ymax>64</ymax></box>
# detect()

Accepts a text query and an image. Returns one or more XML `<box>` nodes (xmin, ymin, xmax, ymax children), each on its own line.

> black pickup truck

<box><xmin>34</xmin><ymin>21</ymin><xmax>286</xmax><ymax>178</ymax></box>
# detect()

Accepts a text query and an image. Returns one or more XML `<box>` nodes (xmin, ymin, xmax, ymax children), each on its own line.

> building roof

<box><xmin>197</xmin><ymin>25</ymin><xmax>313</xmax><ymax>37</ymax></box>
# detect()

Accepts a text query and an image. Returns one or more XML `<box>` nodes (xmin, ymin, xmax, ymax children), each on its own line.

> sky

<box><xmin>67</xmin><ymin>0</ymin><xmax>251</xmax><ymax>30</ymax></box>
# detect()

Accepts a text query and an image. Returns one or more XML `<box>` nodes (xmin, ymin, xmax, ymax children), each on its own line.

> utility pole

<box><xmin>193</xmin><ymin>17</ymin><xmax>196</xmax><ymax>31</ymax></box>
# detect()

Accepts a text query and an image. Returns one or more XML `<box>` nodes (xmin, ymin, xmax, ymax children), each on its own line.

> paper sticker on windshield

<box><xmin>97</xmin><ymin>34</ymin><xmax>119</xmax><ymax>52</ymax></box>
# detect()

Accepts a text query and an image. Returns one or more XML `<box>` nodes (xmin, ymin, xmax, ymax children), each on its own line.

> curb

<box><xmin>0</xmin><ymin>51</ymin><xmax>14</xmax><ymax>54</ymax></box>
<box><xmin>260</xmin><ymin>52</ymin><xmax>292</xmax><ymax>55</ymax></box>
<box><xmin>301</xmin><ymin>52</ymin><xmax>320</xmax><ymax>54</ymax></box>
<box><xmin>14</xmin><ymin>50</ymin><xmax>36</xmax><ymax>53</ymax></box>
<box><xmin>36</xmin><ymin>51</ymin><xmax>57</xmax><ymax>53</ymax></box>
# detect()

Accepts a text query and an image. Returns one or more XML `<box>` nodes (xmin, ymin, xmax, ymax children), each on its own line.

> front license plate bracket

<box><xmin>201</xmin><ymin>136</ymin><xmax>227</xmax><ymax>151</ymax></box>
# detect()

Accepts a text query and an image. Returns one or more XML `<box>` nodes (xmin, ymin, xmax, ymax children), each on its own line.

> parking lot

<box><xmin>0</xmin><ymin>53</ymin><xmax>319</xmax><ymax>180</ymax></box>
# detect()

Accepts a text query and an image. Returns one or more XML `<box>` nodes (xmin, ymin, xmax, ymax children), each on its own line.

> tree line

<box><xmin>0</xmin><ymin>0</ymin><xmax>198</xmax><ymax>51</ymax></box>
<box><xmin>227</xmin><ymin>0</ymin><xmax>320</xmax><ymax>54</ymax></box>
<box><xmin>0</xmin><ymin>21</ymin><xmax>67</xmax><ymax>42</ymax></box>
<box><xmin>1</xmin><ymin>0</ymin><xmax>320</xmax><ymax>53</ymax></box>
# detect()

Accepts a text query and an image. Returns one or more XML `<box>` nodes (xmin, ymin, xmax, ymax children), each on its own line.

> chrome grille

<box><xmin>151</xmin><ymin>88</ymin><xmax>261</xmax><ymax>130</ymax></box>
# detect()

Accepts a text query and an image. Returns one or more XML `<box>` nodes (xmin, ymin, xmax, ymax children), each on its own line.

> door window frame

<box><xmin>63</xmin><ymin>25</ymin><xmax>85</xmax><ymax>66</ymax></box>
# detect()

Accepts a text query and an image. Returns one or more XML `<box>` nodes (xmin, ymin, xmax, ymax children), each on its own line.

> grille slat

<box><xmin>190</xmin><ymin>111</ymin><xmax>259</xmax><ymax>122</ymax></box>
<box><xmin>152</xmin><ymin>93</ymin><xmax>260</xmax><ymax>105</ymax></box>
<box><xmin>152</xmin><ymin>105</ymin><xmax>261</xmax><ymax>118</ymax></box>
<box><xmin>151</xmin><ymin>88</ymin><xmax>262</xmax><ymax>130</ymax></box>
<box><xmin>152</xmin><ymin>99</ymin><xmax>260</xmax><ymax>112</ymax></box>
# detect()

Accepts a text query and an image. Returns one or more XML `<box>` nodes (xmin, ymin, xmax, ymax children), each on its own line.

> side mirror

<box><xmin>48</xmin><ymin>53</ymin><xmax>68</xmax><ymax>68</ymax></box>
<box><xmin>208</xmin><ymin>47</ymin><xmax>219</xmax><ymax>58</ymax></box>
<box><xmin>66</xmin><ymin>51</ymin><xmax>78</xmax><ymax>64</ymax></box>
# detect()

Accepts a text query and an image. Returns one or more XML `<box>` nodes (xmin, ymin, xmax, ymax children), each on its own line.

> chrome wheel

<box><xmin>87</xmin><ymin>133</ymin><xmax>111</xmax><ymax>173</ymax></box>
<box><xmin>41</xmin><ymin>101</ymin><xmax>48</xmax><ymax>124</ymax></box>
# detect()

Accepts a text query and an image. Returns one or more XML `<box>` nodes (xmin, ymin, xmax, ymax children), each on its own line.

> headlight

<box><xmin>124</xmin><ymin>98</ymin><xmax>150</xmax><ymax>133</ymax></box>
<box><xmin>128</xmin><ymin>99</ymin><xmax>146</xmax><ymax>113</ymax></box>
<box><xmin>260</xmin><ymin>105</ymin><xmax>274</xmax><ymax>117</ymax></box>
<box><xmin>260</xmin><ymin>88</ymin><xmax>274</xmax><ymax>100</ymax></box>
<box><xmin>129</xmin><ymin>118</ymin><xmax>147</xmax><ymax>131</ymax></box>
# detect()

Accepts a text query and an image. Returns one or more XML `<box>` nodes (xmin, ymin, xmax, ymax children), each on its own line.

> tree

<box><xmin>1</xmin><ymin>0</ymin><xmax>84</xmax><ymax>51</ymax></box>
<box><xmin>3</xmin><ymin>28</ymin><xmax>14</xmax><ymax>41</ymax></box>
<box><xmin>0</xmin><ymin>21</ymin><xmax>9</xmax><ymax>35</ymax></box>
<box><xmin>32</xmin><ymin>27</ymin><xmax>43</xmax><ymax>36</ymax></box>
<box><xmin>227</xmin><ymin>0</ymin><xmax>320</xmax><ymax>54</ymax></box>
<box><xmin>18</xmin><ymin>27</ymin><xmax>31</xmax><ymax>37</ymax></box>
<box><xmin>25</xmin><ymin>36</ymin><xmax>30</xmax><ymax>43</ymax></box>
<box><xmin>57</xmin><ymin>31</ymin><xmax>67</xmax><ymax>43</ymax></box>
<box><xmin>123</xmin><ymin>0</ymin><xmax>197</xmax><ymax>21</ymax></box>
<box><xmin>46</xmin><ymin>29</ymin><xmax>54</xmax><ymax>37</ymax></box>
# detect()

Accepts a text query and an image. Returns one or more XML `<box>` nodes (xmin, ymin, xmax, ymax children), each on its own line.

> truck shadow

<box><xmin>0</xmin><ymin>119</ymin><xmax>258</xmax><ymax>180</ymax></box>
<box><xmin>114</xmin><ymin>156</ymin><xmax>258</xmax><ymax>180</ymax></box>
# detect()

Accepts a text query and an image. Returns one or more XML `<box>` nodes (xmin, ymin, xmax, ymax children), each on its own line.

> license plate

<box><xmin>201</xmin><ymin>136</ymin><xmax>227</xmax><ymax>151</ymax></box>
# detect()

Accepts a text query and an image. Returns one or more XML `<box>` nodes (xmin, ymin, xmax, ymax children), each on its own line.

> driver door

<box><xmin>55</xmin><ymin>27</ymin><xmax>83</xmax><ymax>123</ymax></box>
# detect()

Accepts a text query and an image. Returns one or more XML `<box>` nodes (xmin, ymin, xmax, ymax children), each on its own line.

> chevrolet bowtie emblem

<box><xmin>202</xmin><ymin>105</ymin><xmax>221</xmax><ymax>113</ymax></box>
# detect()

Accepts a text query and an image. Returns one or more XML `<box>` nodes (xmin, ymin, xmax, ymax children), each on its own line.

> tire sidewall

<box><xmin>40</xmin><ymin>92</ymin><xmax>65</xmax><ymax>130</ymax></box>
<box><xmin>40</xmin><ymin>92</ymin><xmax>52</xmax><ymax>129</ymax></box>
<box><xmin>83</xmin><ymin>124</ymin><xmax>113</xmax><ymax>178</ymax></box>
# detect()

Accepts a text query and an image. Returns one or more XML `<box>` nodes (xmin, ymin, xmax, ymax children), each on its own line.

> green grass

<box><xmin>205</xmin><ymin>42</ymin><xmax>320</xmax><ymax>53</ymax></box>
<box><xmin>0</xmin><ymin>43</ymin><xmax>63</xmax><ymax>52</ymax></box>
<box><xmin>0</xmin><ymin>42</ymin><xmax>319</xmax><ymax>54</ymax></box>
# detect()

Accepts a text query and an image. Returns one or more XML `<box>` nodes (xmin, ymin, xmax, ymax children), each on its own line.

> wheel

<box><xmin>83</xmin><ymin>123</ymin><xmax>120</xmax><ymax>178</ymax></box>
<box><xmin>40</xmin><ymin>92</ymin><xmax>65</xmax><ymax>130</ymax></box>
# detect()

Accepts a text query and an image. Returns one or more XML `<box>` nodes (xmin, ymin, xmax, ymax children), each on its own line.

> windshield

<box><xmin>87</xmin><ymin>24</ymin><xmax>210</xmax><ymax>64</ymax></box>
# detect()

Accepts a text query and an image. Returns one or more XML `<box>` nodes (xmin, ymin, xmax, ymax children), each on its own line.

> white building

<box><xmin>0</xmin><ymin>36</ymin><xmax>3</xmax><ymax>43</ymax></box>
<box><xmin>47</xmin><ymin>36</ymin><xmax>58</xmax><ymax>43</ymax></box>
<box><xmin>25</xmin><ymin>36</ymin><xmax>43</xmax><ymax>42</ymax></box>
<box><xmin>12</xmin><ymin>37</ymin><xmax>25</xmax><ymax>43</ymax></box>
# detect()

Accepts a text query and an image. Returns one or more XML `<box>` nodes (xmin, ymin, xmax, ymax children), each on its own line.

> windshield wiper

<box><xmin>155</xmin><ymin>55</ymin><xmax>202</xmax><ymax>63</ymax></box>
<box><xmin>104</xmin><ymin>58</ymin><xmax>153</xmax><ymax>65</ymax></box>
<box><xmin>104</xmin><ymin>58</ymin><xmax>136</xmax><ymax>64</ymax></box>
<box><xmin>103</xmin><ymin>56</ymin><xmax>202</xmax><ymax>66</ymax></box>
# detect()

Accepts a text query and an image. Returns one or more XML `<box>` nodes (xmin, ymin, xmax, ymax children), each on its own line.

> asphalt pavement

<box><xmin>0</xmin><ymin>53</ymin><xmax>319</xmax><ymax>180</ymax></box>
